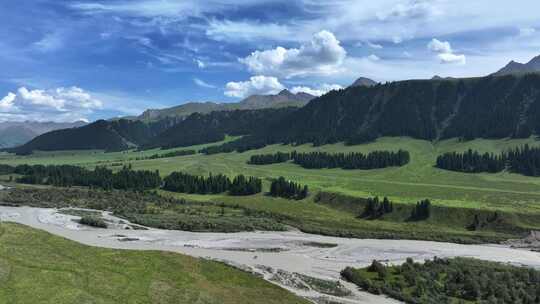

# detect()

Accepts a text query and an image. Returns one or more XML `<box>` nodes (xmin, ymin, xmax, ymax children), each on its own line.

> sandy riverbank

<box><xmin>2</xmin><ymin>205</ymin><xmax>540</xmax><ymax>303</ymax></box>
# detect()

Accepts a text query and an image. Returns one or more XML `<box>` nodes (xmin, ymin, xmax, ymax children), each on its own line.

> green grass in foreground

<box><xmin>0</xmin><ymin>223</ymin><xmax>308</xmax><ymax>304</ymax></box>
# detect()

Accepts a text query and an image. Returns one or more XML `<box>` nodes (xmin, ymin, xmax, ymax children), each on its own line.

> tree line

<box><xmin>410</xmin><ymin>199</ymin><xmax>431</xmax><ymax>221</ymax></box>
<box><xmin>361</xmin><ymin>196</ymin><xmax>394</xmax><ymax>219</ymax></box>
<box><xmin>163</xmin><ymin>172</ymin><xmax>231</xmax><ymax>194</ymax></box>
<box><xmin>248</xmin><ymin>151</ymin><xmax>294</xmax><ymax>165</ymax></box>
<box><xmin>293</xmin><ymin>150</ymin><xmax>410</xmax><ymax>169</ymax></box>
<box><xmin>246</xmin><ymin>150</ymin><xmax>410</xmax><ymax>170</ymax></box>
<box><xmin>436</xmin><ymin>145</ymin><xmax>540</xmax><ymax>176</ymax></box>
<box><xmin>135</xmin><ymin>149</ymin><xmax>196</xmax><ymax>161</ymax></box>
<box><xmin>2</xmin><ymin>164</ymin><xmax>161</xmax><ymax>190</ymax></box>
<box><xmin>435</xmin><ymin>149</ymin><xmax>505</xmax><ymax>173</ymax></box>
<box><xmin>269</xmin><ymin>176</ymin><xmax>308</xmax><ymax>200</ymax></box>
<box><xmin>162</xmin><ymin>172</ymin><xmax>262</xmax><ymax>196</ymax></box>
<box><xmin>1</xmin><ymin>164</ymin><xmax>262</xmax><ymax>196</ymax></box>
<box><xmin>342</xmin><ymin>257</ymin><xmax>540</xmax><ymax>304</ymax></box>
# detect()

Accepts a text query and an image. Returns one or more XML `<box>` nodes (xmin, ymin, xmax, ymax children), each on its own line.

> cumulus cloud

<box><xmin>225</xmin><ymin>76</ymin><xmax>285</xmax><ymax>98</ymax></box>
<box><xmin>290</xmin><ymin>84</ymin><xmax>343</xmax><ymax>97</ymax></box>
<box><xmin>427</xmin><ymin>38</ymin><xmax>466</xmax><ymax>64</ymax></box>
<box><xmin>0</xmin><ymin>93</ymin><xmax>16</xmax><ymax>111</ymax></box>
<box><xmin>240</xmin><ymin>30</ymin><xmax>347</xmax><ymax>78</ymax></box>
<box><xmin>437</xmin><ymin>53</ymin><xmax>466</xmax><ymax>64</ymax></box>
<box><xmin>427</xmin><ymin>38</ymin><xmax>452</xmax><ymax>53</ymax></box>
<box><xmin>0</xmin><ymin>87</ymin><xmax>102</xmax><ymax>122</ymax></box>
<box><xmin>367</xmin><ymin>54</ymin><xmax>381</xmax><ymax>61</ymax></box>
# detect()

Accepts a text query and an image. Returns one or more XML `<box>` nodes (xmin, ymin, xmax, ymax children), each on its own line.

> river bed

<box><xmin>1</xmin><ymin>205</ymin><xmax>540</xmax><ymax>304</ymax></box>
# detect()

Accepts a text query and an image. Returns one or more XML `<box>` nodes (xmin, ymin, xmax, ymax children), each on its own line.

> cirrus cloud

<box><xmin>0</xmin><ymin>87</ymin><xmax>102</xmax><ymax>122</ymax></box>
<box><xmin>240</xmin><ymin>30</ymin><xmax>347</xmax><ymax>78</ymax></box>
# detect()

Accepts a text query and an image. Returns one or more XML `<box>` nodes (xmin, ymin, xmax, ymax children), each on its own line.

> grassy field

<box><xmin>0</xmin><ymin>223</ymin><xmax>308</xmax><ymax>304</ymax></box>
<box><xmin>3</xmin><ymin>136</ymin><xmax>540</xmax><ymax>211</ymax></box>
<box><xmin>2</xmin><ymin>136</ymin><xmax>540</xmax><ymax>242</ymax></box>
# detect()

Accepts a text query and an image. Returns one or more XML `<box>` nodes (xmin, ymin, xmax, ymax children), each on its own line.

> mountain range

<box><xmin>493</xmin><ymin>55</ymin><xmax>540</xmax><ymax>76</ymax></box>
<box><xmin>0</xmin><ymin>121</ymin><xmax>86</xmax><ymax>149</ymax></box>
<box><xmin>8</xmin><ymin>55</ymin><xmax>540</xmax><ymax>155</ymax></box>
<box><xmin>136</xmin><ymin>89</ymin><xmax>315</xmax><ymax>121</ymax></box>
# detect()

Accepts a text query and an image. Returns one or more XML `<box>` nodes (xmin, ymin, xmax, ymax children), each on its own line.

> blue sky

<box><xmin>1</xmin><ymin>0</ymin><xmax>540</xmax><ymax>122</ymax></box>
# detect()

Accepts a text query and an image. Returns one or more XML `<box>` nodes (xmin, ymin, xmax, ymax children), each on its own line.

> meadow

<box><xmin>0</xmin><ymin>223</ymin><xmax>307</xmax><ymax>304</ymax></box>
<box><xmin>3</xmin><ymin>136</ymin><xmax>540</xmax><ymax>242</ymax></box>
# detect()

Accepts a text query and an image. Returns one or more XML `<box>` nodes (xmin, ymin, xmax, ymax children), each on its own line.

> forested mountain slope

<box><xmin>8</xmin><ymin>119</ymin><xmax>173</xmax><ymax>154</ymax></box>
<box><xmin>145</xmin><ymin>108</ymin><xmax>297</xmax><ymax>149</ymax></box>
<box><xmin>10</xmin><ymin>74</ymin><xmax>540</xmax><ymax>154</ymax></box>
<box><xmin>255</xmin><ymin>73</ymin><xmax>540</xmax><ymax>146</ymax></box>
<box><xmin>0</xmin><ymin>121</ymin><xmax>85</xmax><ymax>148</ymax></box>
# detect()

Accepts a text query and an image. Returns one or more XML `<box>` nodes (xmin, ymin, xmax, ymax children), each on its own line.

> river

<box><xmin>1</xmin><ymin>205</ymin><xmax>539</xmax><ymax>303</ymax></box>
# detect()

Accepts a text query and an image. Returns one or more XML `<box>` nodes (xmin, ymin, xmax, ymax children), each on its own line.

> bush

<box><xmin>79</xmin><ymin>216</ymin><xmax>107</xmax><ymax>228</ymax></box>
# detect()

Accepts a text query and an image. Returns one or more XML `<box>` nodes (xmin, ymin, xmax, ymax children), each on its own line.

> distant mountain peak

<box><xmin>0</xmin><ymin>120</ymin><xmax>86</xmax><ymax>149</ymax></box>
<box><xmin>238</xmin><ymin>90</ymin><xmax>315</xmax><ymax>109</ymax></box>
<box><xmin>277</xmin><ymin>89</ymin><xmax>294</xmax><ymax>96</ymax></box>
<box><xmin>493</xmin><ymin>54</ymin><xmax>540</xmax><ymax>76</ymax></box>
<box><xmin>349</xmin><ymin>77</ymin><xmax>377</xmax><ymax>88</ymax></box>
<box><xmin>132</xmin><ymin>90</ymin><xmax>315</xmax><ymax>122</ymax></box>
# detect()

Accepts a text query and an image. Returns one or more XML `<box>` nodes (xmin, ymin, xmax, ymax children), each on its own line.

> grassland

<box><xmin>2</xmin><ymin>136</ymin><xmax>540</xmax><ymax>243</ymax></box>
<box><xmin>0</xmin><ymin>222</ymin><xmax>308</xmax><ymax>304</ymax></box>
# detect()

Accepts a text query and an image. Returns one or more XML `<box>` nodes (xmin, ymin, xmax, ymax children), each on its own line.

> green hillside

<box><xmin>3</xmin><ymin>136</ymin><xmax>540</xmax><ymax>243</ymax></box>
<box><xmin>4</xmin><ymin>136</ymin><xmax>540</xmax><ymax>212</ymax></box>
<box><xmin>0</xmin><ymin>223</ymin><xmax>307</xmax><ymax>304</ymax></box>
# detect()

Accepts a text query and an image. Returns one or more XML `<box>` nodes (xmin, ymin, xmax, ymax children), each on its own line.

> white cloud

<box><xmin>71</xmin><ymin>0</ymin><xmax>273</xmax><ymax>18</ymax></box>
<box><xmin>225</xmin><ymin>76</ymin><xmax>285</xmax><ymax>98</ymax></box>
<box><xmin>71</xmin><ymin>1</ymin><xmax>197</xmax><ymax>18</ymax></box>
<box><xmin>427</xmin><ymin>38</ymin><xmax>466</xmax><ymax>65</ymax></box>
<box><xmin>205</xmin><ymin>19</ymin><xmax>297</xmax><ymax>42</ymax></box>
<box><xmin>427</xmin><ymin>38</ymin><xmax>452</xmax><ymax>53</ymax></box>
<box><xmin>392</xmin><ymin>36</ymin><xmax>404</xmax><ymax>44</ymax></box>
<box><xmin>366</xmin><ymin>42</ymin><xmax>383</xmax><ymax>49</ymax></box>
<box><xmin>100</xmin><ymin>32</ymin><xmax>112</xmax><ymax>39</ymax></box>
<box><xmin>290</xmin><ymin>84</ymin><xmax>343</xmax><ymax>97</ymax></box>
<box><xmin>437</xmin><ymin>53</ymin><xmax>466</xmax><ymax>64</ymax></box>
<box><xmin>0</xmin><ymin>87</ymin><xmax>102</xmax><ymax>122</ymax></box>
<box><xmin>240</xmin><ymin>30</ymin><xmax>346</xmax><ymax>78</ymax></box>
<box><xmin>367</xmin><ymin>54</ymin><xmax>381</xmax><ymax>61</ymax></box>
<box><xmin>519</xmin><ymin>27</ymin><xmax>536</xmax><ymax>37</ymax></box>
<box><xmin>0</xmin><ymin>92</ymin><xmax>16</xmax><ymax>110</ymax></box>
<box><xmin>377</xmin><ymin>0</ymin><xmax>441</xmax><ymax>21</ymax></box>
<box><xmin>193</xmin><ymin>78</ymin><xmax>216</xmax><ymax>89</ymax></box>
<box><xmin>33</xmin><ymin>32</ymin><xmax>64</xmax><ymax>52</ymax></box>
<box><xmin>196</xmin><ymin>59</ymin><xmax>206</xmax><ymax>68</ymax></box>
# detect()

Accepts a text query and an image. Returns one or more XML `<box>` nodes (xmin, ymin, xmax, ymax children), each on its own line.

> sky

<box><xmin>1</xmin><ymin>0</ymin><xmax>540</xmax><ymax>122</ymax></box>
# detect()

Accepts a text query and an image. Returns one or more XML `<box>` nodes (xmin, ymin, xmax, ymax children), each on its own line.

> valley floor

<box><xmin>2</xmin><ymin>205</ymin><xmax>540</xmax><ymax>303</ymax></box>
<box><xmin>4</xmin><ymin>136</ymin><xmax>540</xmax><ymax>213</ymax></box>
